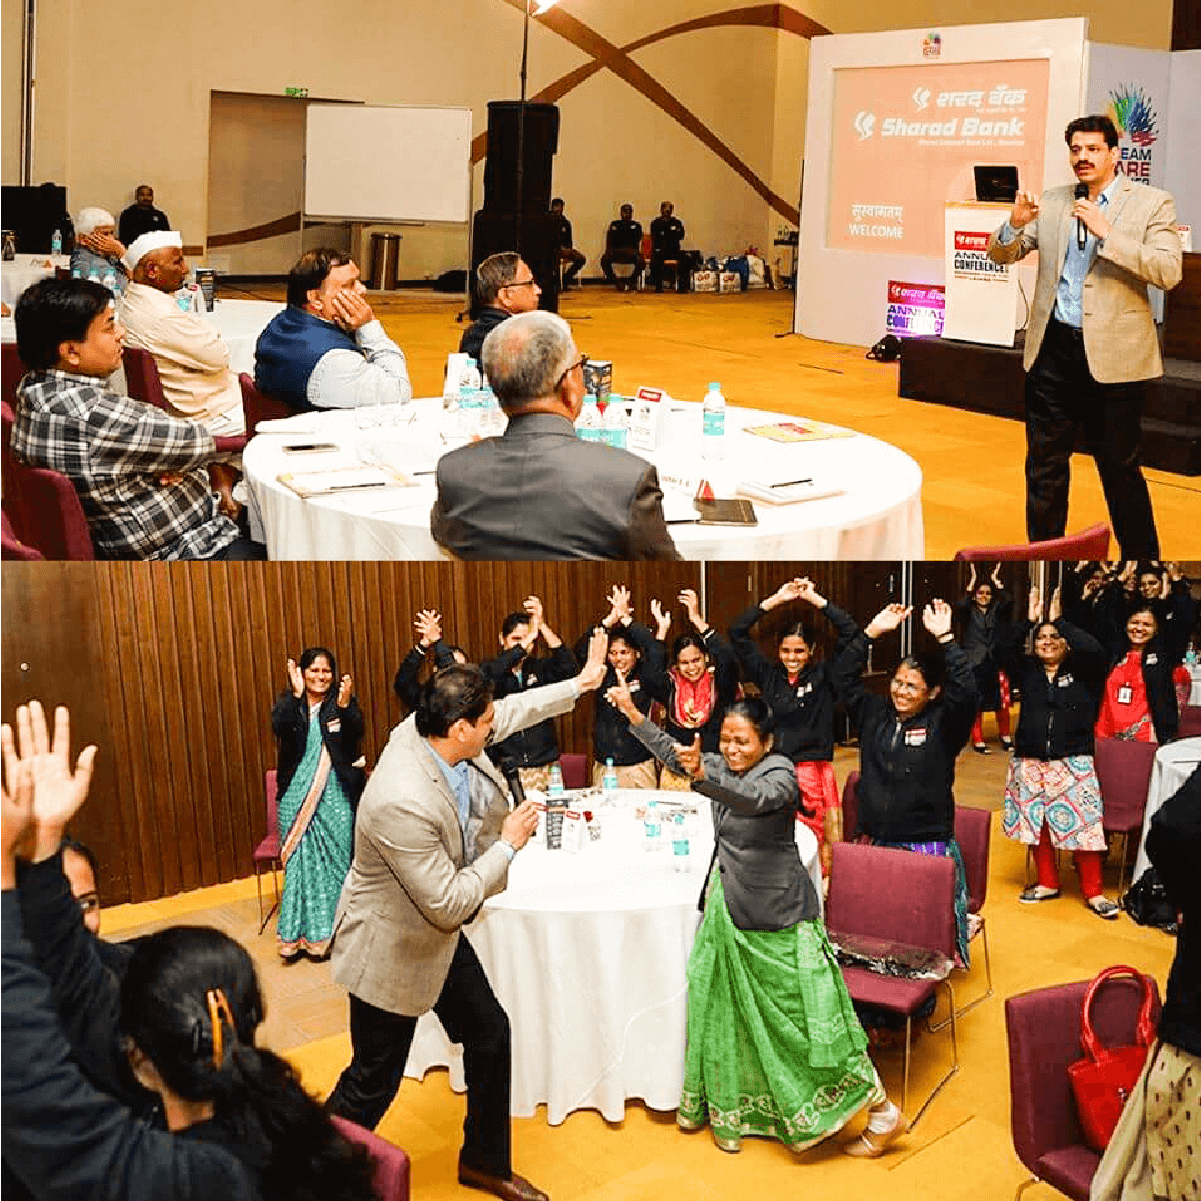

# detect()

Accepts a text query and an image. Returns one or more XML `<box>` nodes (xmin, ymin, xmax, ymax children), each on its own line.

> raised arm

<box><xmin>831</xmin><ymin>603</ymin><xmax>911</xmax><ymax>726</ymax></box>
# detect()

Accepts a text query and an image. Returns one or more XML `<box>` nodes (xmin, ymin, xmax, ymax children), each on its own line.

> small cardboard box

<box><xmin>583</xmin><ymin>359</ymin><xmax>612</xmax><ymax>401</ymax></box>
<box><xmin>718</xmin><ymin>271</ymin><xmax>742</xmax><ymax>294</ymax></box>
<box><xmin>691</xmin><ymin>269</ymin><xmax>718</xmax><ymax>293</ymax></box>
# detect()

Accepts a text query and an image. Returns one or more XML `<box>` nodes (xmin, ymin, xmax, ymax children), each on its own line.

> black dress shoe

<box><xmin>458</xmin><ymin>1163</ymin><xmax>549</xmax><ymax>1201</ymax></box>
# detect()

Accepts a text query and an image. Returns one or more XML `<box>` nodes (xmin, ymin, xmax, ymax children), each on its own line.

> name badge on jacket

<box><xmin>1145</xmin><ymin>653</ymin><xmax>1158</xmax><ymax>666</ymax></box>
<box><xmin>1058</xmin><ymin>674</ymin><xmax>1074</xmax><ymax>688</ymax></box>
<box><xmin>1116</xmin><ymin>686</ymin><xmax>1133</xmax><ymax>705</ymax></box>
<box><xmin>904</xmin><ymin>726</ymin><xmax>927</xmax><ymax>747</ymax></box>
<box><xmin>795</xmin><ymin>682</ymin><xmax>814</xmax><ymax>699</ymax></box>
<box><xmin>326</xmin><ymin>718</ymin><xmax>341</xmax><ymax>732</ymax></box>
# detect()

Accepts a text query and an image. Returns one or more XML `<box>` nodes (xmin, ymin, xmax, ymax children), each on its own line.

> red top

<box><xmin>1095</xmin><ymin>650</ymin><xmax>1154</xmax><ymax>742</ymax></box>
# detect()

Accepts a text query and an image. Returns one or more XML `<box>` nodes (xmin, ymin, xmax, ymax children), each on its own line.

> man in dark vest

<box><xmin>254</xmin><ymin>248</ymin><xmax>413</xmax><ymax>412</ymax></box>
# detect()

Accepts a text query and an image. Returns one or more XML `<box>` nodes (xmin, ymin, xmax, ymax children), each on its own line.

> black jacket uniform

<box><xmin>728</xmin><ymin>602</ymin><xmax>858</xmax><ymax>763</ymax></box>
<box><xmin>2</xmin><ymin>860</ymin><xmax>261</xmax><ymax>1199</ymax></box>
<box><xmin>393</xmin><ymin>639</ymin><xmax>459</xmax><ymax>712</ymax></box>
<box><xmin>482</xmin><ymin>643</ymin><xmax>578</xmax><ymax>769</ymax></box>
<box><xmin>996</xmin><ymin>619</ymin><xmax>1107</xmax><ymax>760</ymax></box>
<box><xmin>1147</xmin><ymin>764</ymin><xmax>1201</xmax><ymax>1058</ymax></box>
<box><xmin>458</xmin><ymin>306</ymin><xmax>510</xmax><ymax>362</ymax></box>
<box><xmin>832</xmin><ymin>632</ymin><xmax>977</xmax><ymax>842</ymax></box>
<box><xmin>271</xmin><ymin>692</ymin><xmax>366</xmax><ymax>808</ymax></box>
<box><xmin>576</xmin><ymin>620</ymin><xmax>665</xmax><ymax>765</ymax></box>
<box><xmin>641</xmin><ymin>626</ymin><xmax>740</xmax><ymax>753</ymax></box>
<box><xmin>1086</xmin><ymin>581</ymin><xmax>1197</xmax><ymax>743</ymax></box>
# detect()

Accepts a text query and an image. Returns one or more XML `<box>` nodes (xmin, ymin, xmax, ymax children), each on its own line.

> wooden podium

<box><xmin>1164</xmin><ymin>251</ymin><xmax>1201</xmax><ymax>361</ymax></box>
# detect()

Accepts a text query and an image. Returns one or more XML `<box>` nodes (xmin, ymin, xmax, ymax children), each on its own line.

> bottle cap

<box><xmin>708</xmin><ymin>382</ymin><xmax>721</xmax><ymax>390</ymax></box>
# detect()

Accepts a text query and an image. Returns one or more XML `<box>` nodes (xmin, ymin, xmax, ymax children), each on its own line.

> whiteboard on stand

<box><xmin>304</xmin><ymin>104</ymin><xmax>472</xmax><ymax>223</ymax></box>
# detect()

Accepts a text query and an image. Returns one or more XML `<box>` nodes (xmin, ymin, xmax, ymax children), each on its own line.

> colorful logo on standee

<box><xmin>1108</xmin><ymin>85</ymin><xmax>1158</xmax><ymax>146</ymax></box>
<box><xmin>922</xmin><ymin>32</ymin><xmax>941</xmax><ymax>58</ymax></box>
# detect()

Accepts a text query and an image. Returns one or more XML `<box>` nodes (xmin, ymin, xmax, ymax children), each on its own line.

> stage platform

<box><xmin>898</xmin><ymin>334</ymin><xmax>1201</xmax><ymax>475</ymax></box>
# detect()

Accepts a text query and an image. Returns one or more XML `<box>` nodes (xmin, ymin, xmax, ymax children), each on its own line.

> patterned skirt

<box><xmin>1002</xmin><ymin>755</ymin><xmax>1106</xmax><ymax>852</ymax></box>
<box><xmin>679</xmin><ymin>876</ymin><xmax>882</xmax><ymax>1149</ymax></box>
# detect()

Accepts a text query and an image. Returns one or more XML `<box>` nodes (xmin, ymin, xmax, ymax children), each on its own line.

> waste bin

<box><xmin>369</xmin><ymin>232</ymin><xmax>402</xmax><ymax>290</ymax></box>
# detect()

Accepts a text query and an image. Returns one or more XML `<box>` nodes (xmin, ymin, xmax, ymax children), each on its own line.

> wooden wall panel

<box><xmin>5</xmin><ymin>560</ymin><xmax>981</xmax><ymax>905</ymax></box>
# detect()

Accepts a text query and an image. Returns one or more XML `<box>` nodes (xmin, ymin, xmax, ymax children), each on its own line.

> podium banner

<box><xmin>942</xmin><ymin>202</ymin><xmax>1018</xmax><ymax>345</ymax></box>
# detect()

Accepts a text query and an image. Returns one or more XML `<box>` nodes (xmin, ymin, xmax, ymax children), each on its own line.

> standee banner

<box><xmin>1087</xmin><ymin>46</ymin><xmax>1171</xmax><ymax>189</ymax></box>
<box><xmin>942</xmin><ymin>202</ymin><xmax>1018</xmax><ymax>346</ymax></box>
<box><xmin>886</xmin><ymin>280</ymin><xmax>945</xmax><ymax>337</ymax></box>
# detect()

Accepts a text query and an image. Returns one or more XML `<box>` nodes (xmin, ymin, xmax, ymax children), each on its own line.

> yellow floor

<box><xmin>224</xmin><ymin>283</ymin><xmax>1201</xmax><ymax>559</ymax></box>
<box><xmin>100</xmin><ymin>738</ymin><xmax>1178</xmax><ymax>1201</ymax></box>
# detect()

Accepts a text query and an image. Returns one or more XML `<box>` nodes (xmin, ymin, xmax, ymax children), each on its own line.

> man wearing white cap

<box><xmin>118</xmin><ymin>231</ymin><xmax>245</xmax><ymax>514</ymax></box>
<box><xmin>69</xmin><ymin>208</ymin><xmax>128</xmax><ymax>296</ymax></box>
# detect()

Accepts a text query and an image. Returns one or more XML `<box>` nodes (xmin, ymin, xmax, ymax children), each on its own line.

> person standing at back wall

<box><xmin>986</xmin><ymin>114</ymin><xmax>1182</xmax><ymax>558</ymax></box>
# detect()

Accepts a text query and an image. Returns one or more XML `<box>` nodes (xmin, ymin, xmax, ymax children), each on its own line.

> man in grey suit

<box><xmin>431</xmin><ymin>311</ymin><xmax>682</xmax><ymax>560</ymax></box>
<box><xmin>986</xmin><ymin>114</ymin><xmax>1182</xmax><ymax>556</ymax></box>
<box><xmin>327</xmin><ymin>631</ymin><xmax>608</xmax><ymax>1201</ymax></box>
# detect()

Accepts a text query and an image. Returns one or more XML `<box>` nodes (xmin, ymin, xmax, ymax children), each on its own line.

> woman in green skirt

<box><xmin>606</xmin><ymin>681</ymin><xmax>907</xmax><ymax>1157</ymax></box>
<box><xmin>271</xmin><ymin>647</ymin><xmax>366</xmax><ymax>960</ymax></box>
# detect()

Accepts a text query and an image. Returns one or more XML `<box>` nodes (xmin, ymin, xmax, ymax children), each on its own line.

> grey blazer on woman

<box><xmin>631</xmin><ymin>719</ymin><xmax>818</xmax><ymax>931</ymax></box>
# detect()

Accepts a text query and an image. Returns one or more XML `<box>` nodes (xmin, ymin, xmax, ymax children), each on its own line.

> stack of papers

<box><xmin>277</xmin><ymin>465</ymin><xmax>414</xmax><ymax>499</ymax></box>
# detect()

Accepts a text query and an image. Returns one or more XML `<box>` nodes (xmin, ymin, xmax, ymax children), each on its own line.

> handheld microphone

<box><xmin>1074</xmin><ymin>182</ymin><xmax>1089</xmax><ymax>250</ymax></box>
<box><xmin>497</xmin><ymin>757</ymin><xmax>527</xmax><ymax>807</ymax></box>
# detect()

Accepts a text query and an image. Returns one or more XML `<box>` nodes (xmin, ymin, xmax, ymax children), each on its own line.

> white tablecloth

<box><xmin>241</xmin><ymin>402</ymin><xmax>925</xmax><ymax>561</ymax></box>
<box><xmin>404</xmin><ymin>791</ymin><xmax>821</xmax><ymax>1123</ymax></box>
<box><xmin>1133</xmin><ymin>737</ymin><xmax>1201</xmax><ymax>879</ymax></box>
<box><xmin>1</xmin><ymin>254</ymin><xmax>67</xmax><ymax>308</ymax></box>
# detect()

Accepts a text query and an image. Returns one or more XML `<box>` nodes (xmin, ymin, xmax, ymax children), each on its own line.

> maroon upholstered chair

<box><xmin>2</xmin><ymin>508</ymin><xmax>44</xmax><ymax>559</ymax></box>
<box><xmin>954</xmin><ymin>524</ymin><xmax>1111</xmax><ymax>563</ymax></box>
<box><xmin>1093</xmin><ymin>737</ymin><xmax>1158</xmax><ymax>895</ymax></box>
<box><xmin>1006</xmin><ymin>974</ymin><xmax>1161</xmax><ymax>1201</ymax></box>
<box><xmin>1</xmin><ymin>401</ymin><xmax>96</xmax><ymax>561</ymax></box>
<box><xmin>1</xmin><ymin>342</ymin><xmax>25</xmax><ymax>409</ymax></box>
<box><xmin>329</xmin><ymin>1116</ymin><xmax>411</xmax><ymax>1201</ymax></box>
<box><xmin>238</xmin><ymin>371</ymin><xmax>290</xmax><ymax>435</ymax></box>
<box><xmin>825</xmin><ymin>841</ymin><xmax>959</xmax><ymax>1124</ymax></box>
<box><xmin>559</xmin><ymin>753</ymin><xmax>587</xmax><ymax>790</ymax></box>
<box><xmin>1179</xmin><ymin>705</ymin><xmax>1201</xmax><ymax>739</ymax></box>
<box><xmin>840</xmin><ymin>769</ymin><xmax>860</xmax><ymax>841</ymax></box>
<box><xmin>122</xmin><ymin>347</ymin><xmax>246</xmax><ymax>454</ymax></box>
<box><xmin>932</xmin><ymin>804</ymin><xmax>993</xmax><ymax>1030</ymax></box>
<box><xmin>254</xmin><ymin>770</ymin><xmax>282</xmax><ymax>934</ymax></box>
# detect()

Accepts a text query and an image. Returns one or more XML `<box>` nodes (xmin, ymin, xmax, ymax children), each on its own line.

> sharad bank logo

<box><xmin>1108</xmin><ymin>85</ymin><xmax>1158</xmax><ymax>146</ymax></box>
<box><xmin>923</xmin><ymin>32</ymin><xmax>941</xmax><ymax>58</ymax></box>
<box><xmin>954</xmin><ymin>232</ymin><xmax>991</xmax><ymax>252</ymax></box>
<box><xmin>853</xmin><ymin>111</ymin><xmax>876</xmax><ymax>140</ymax></box>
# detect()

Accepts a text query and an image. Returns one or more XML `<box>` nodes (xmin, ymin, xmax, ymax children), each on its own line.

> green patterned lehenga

<box><xmin>276</xmin><ymin>709</ymin><xmax>355</xmax><ymax>958</ymax></box>
<box><xmin>678</xmin><ymin>876</ymin><xmax>883</xmax><ymax>1149</ymax></box>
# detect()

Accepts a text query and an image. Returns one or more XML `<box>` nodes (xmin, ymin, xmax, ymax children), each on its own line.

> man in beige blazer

<box><xmin>986</xmin><ymin>115</ymin><xmax>1182</xmax><ymax>556</ymax></box>
<box><xmin>327</xmin><ymin>631</ymin><xmax>607</xmax><ymax>1201</ymax></box>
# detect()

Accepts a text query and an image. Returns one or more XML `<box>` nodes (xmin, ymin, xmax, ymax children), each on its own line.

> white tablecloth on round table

<box><xmin>1</xmin><ymin>254</ymin><xmax>67</xmax><ymax>308</ymax></box>
<box><xmin>403</xmin><ymin>791</ymin><xmax>822</xmax><ymax>1123</ymax></box>
<box><xmin>241</xmin><ymin>402</ymin><xmax>924</xmax><ymax>560</ymax></box>
<box><xmin>1132</xmin><ymin>737</ymin><xmax>1201</xmax><ymax>879</ymax></box>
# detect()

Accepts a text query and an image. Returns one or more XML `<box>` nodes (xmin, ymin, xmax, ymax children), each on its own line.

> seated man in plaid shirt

<box><xmin>10</xmin><ymin>277</ymin><xmax>265</xmax><ymax>560</ymax></box>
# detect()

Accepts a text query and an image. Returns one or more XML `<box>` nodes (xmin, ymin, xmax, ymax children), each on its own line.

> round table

<box><xmin>404</xmin><ymin>790</ymin><xmax>822</xmax><ymax>1123</ymax></box>
<box><xmin>1</xmin><ymin>254</ymin><xmax>67</xmax><ymax>308</ymax></box>
<box><xmin>1132</xmin><ymin>737</ymin><xmax>1201</xmax><ymax>879</ymax></box>
<box><xmin>241</xmin><ymin>401</ymin><xmax>925</xmax><ymax>560</ymax></box>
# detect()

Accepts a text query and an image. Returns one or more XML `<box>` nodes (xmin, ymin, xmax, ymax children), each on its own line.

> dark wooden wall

<box><xmin>3</xmin><ymin>560</ymin><xmax>976</xmax><ymax>905</ymax></box>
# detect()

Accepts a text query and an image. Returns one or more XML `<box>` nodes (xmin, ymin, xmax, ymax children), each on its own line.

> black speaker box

<box><xmin>471</xmin><ymin>210</ymin><xmax>560</xmax><ymax>314</ymax></box>
<box><xmin>482</xmin><ymin>101</ymin><xmax>559</xmax><ymax>214</ymax></box>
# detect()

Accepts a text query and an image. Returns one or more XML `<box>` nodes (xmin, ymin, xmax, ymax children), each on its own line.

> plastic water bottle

<box><xmin>458</xmin><ymin>389</ymin><xmax>481</xmax><ymax>439</ymax></box>
<box><xmin>671</xmin><ymin>813</ymin><xmax>690</xmax><ymax>872</ymax></box>
<box><xmin>101</xmin><ymin>268</ymin><xmax>118</xmax><ymax>295</ymax></box>
<box><xmin>702</xmin><ymin>381</ymin><xmax>726</xmax><ymax>460</ymax></box>
<box><xmin>644</xmin><ymin>799</ymin><xmax>662</xmax><ymax>851</ymax></box>
<box><xmin>602</xmin><ymin>400</ymin><xmax>627</xmax><ymax>450</ymax></box>
<box><xmin>575</xmin><ymin>394</ymin><xmax>603</xmax><ymax>442</ymax></box>
<box><xmin>480</xmin><ymin>388</ymin><xmax>505</xmax><ymax>437</ymax></box>
<box><xmin>548</xmin><ymin>762</ymin><xmax>565</xmax><ymax>796</ymax></box>
<box><xmin>50</xmin><ymin>229</ymin><xmax>62</xmax><ymax>256</ymax></box>
<box><xmin>601</xmin><ymin>758</ymin><xmax>618</xmax><ymax>803</ymax></box>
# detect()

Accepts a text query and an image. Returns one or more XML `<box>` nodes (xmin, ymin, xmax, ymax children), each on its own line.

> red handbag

<box><xmin>1067</xmin><ymin>964</ymin><xmax>1158</xmax><ymax>1152</ymax></box>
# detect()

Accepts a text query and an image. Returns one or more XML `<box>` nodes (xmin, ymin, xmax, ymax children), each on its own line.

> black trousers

<box><xmin>1023</xmin><ymin>318</ymin><xmax>1160</xmax><ymax>558</ymax></box>
<box><xmin>600</xmin><ymin>248</ymin><xmax>645</xmax><ymax>283</ymax></box>
<box><xmin>326</xmin><ymin>934</ymin><xmax>511</xmax><ymax>1177</ymax></box>
<box><xmin>558</xmin><ymin>246</ymin><xmax>585</xmax><ymax>284</ymax></box>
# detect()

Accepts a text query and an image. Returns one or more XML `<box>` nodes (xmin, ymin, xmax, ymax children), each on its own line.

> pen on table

<box><xmin>771</xmin><ymin>477</ymin><xmax>813</xmax><ymax>488</ymax></box>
